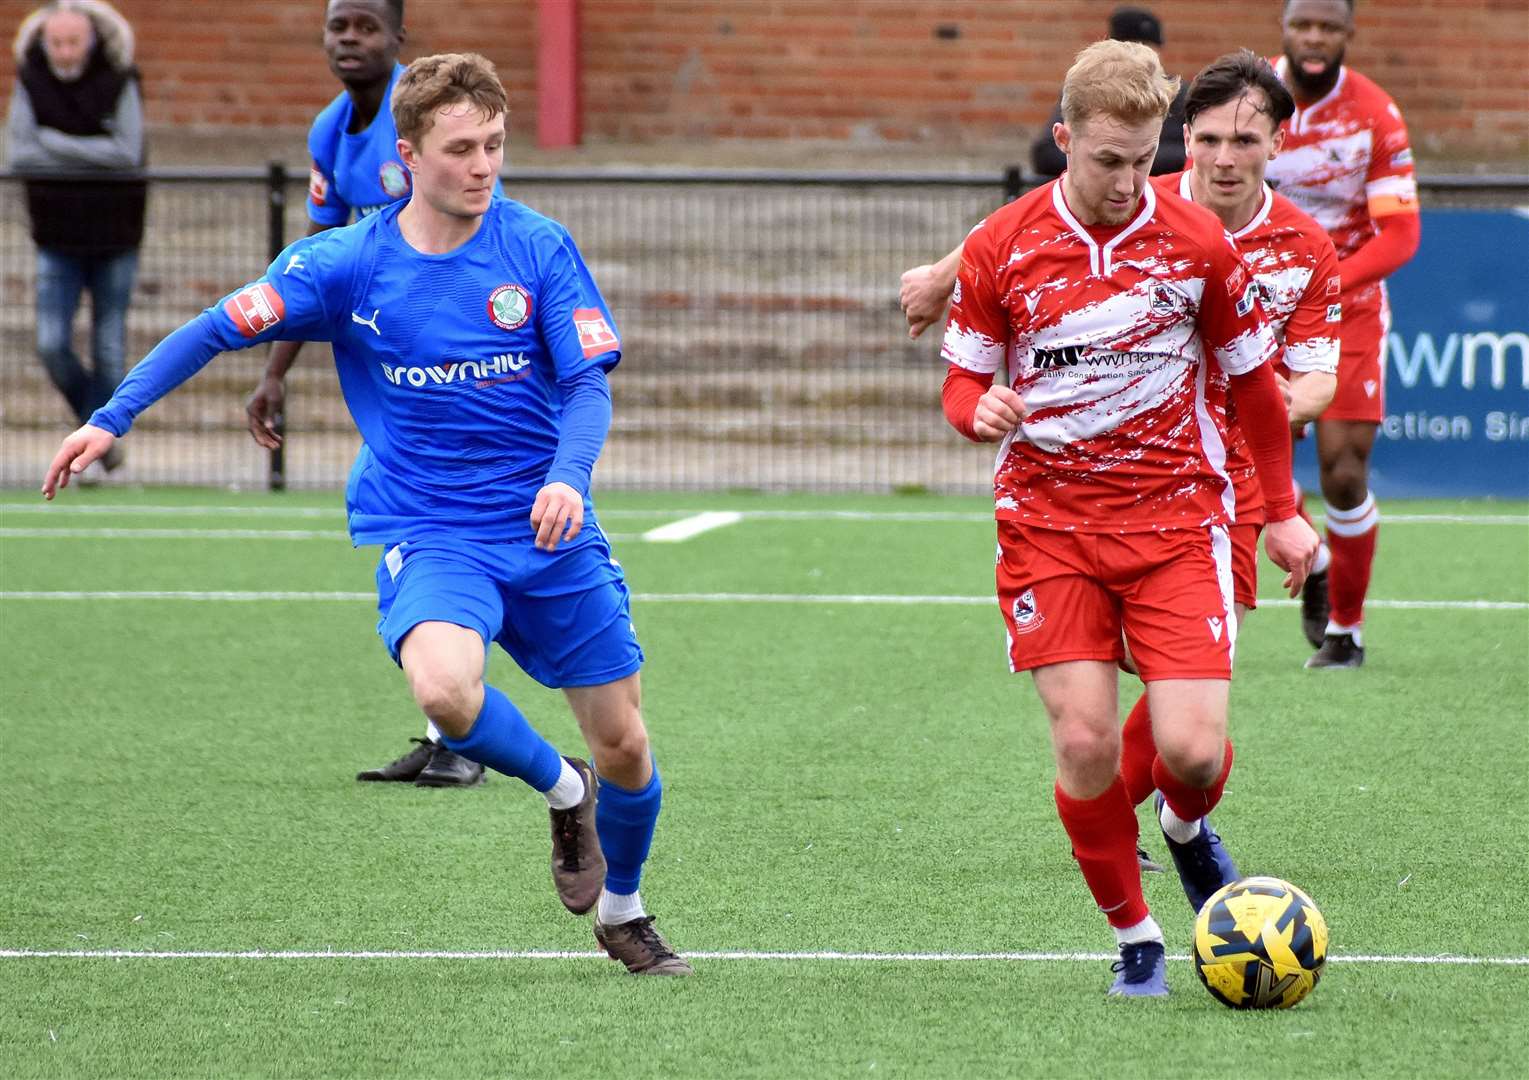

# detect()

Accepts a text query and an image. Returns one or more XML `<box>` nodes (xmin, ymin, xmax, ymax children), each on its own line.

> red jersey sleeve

<box><xmin>1281</xmin><ymin>232</ymin><xmax>1342</xmax><ymax>374</ymax></box>
<box><xmin>940</xmin><ymin>220</ymin><xmax>1009</xmax><ymax>375</ymax></box>
<box><xmin>1200</xmin><ymin>231</ymin><xmax>1279</xmax><ymax>377</ymax></box>
<box><xmin>1364</xmin><ymin>95</ymin><xmax>1419</xmax><ymax>221</ymax></box>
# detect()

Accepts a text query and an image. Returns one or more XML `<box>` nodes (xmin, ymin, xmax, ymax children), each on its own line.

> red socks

<box><xmin>1325</xmin><ymin>493</ymin><xmax>1379</xmax><ymax>629</ymax></box>
<box><xmin>1120</xmin><ymin>693</ymin><xmax>1157</xmax><ymax>807</ymax></box>
<box><xmin>1054</xmin><ymin>777</ymin><xmax>1149</xmax><ymax>929</ymax></box>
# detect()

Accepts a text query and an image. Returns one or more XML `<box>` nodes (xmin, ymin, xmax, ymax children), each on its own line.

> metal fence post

<box><xmin>266</xmin><ymin>161</ymin><xmax>287</xmax><ymax>491</ymax></box>
<box><xmin>1003</xmin><ymin>164</ymin><xmax>1025</xmax><ymax>203</ymax></box>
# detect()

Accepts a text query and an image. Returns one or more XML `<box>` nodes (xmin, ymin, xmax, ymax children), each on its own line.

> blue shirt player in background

<box><xmin>250</xmin><ymin>0</ymin><xmax>500</xmax><ymax>787</ymax></box>
<box><xmin>44</xmin><ymin>52</ymin><xmax>691</xmax><ymax>976</ymax></box>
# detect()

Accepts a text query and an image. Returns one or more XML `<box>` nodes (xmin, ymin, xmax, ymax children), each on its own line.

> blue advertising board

<box><xmin>1292</xmin><ymin>207</ymin><xmax>1529</xmax><ymax>498</ymax></box>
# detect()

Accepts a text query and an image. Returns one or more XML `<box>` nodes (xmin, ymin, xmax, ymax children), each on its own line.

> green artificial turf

<box><xmin>2</xmin><ymin>490</ymin><xmax>1526</xmax><ymax>1078</ymax></box>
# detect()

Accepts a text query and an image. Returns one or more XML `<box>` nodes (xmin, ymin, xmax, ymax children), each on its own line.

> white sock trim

<box><xmin>1311</xmin><ymin>542</ymin><xmax>1331</xmax><ymax>575</ymax></box>
<box><xmin>1325</xmin><ymin>493</ymin><xmax>1379</xmax><ymax>537</ymax></box>
<box><xmin>1159</xmin><ymin>801</ymin><xmax>1203</xmax><ymax>844</ymax></box>
<box><xmin>597</xmin><ymin>889</ymin><xmax>645</xmax><ymax>926</ymax></box>
<box><xmin>425</xmin><ymin>719</ymin><xmax>443</xmax><ymax>742</ymax></box>
<box><xmin>1325</xmin><ymin>621</ymin><xmax>1363</xmax><ymax>644</ymax></box>
<box><xmin>544</xmin><ymin>757</ymin><xmax>585</xmax><ymax>810</ymax></box>
<box><xmin>1114</xmin><ymin>915</ymin><xmax>1162</xmax><ymax>947</ymax></box>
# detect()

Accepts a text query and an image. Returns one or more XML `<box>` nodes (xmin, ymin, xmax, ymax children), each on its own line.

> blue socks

<box><xmin>596</xmin><ymin>766</ymin><xmax>662</xmax><ymax>895</ymax></box>
<box><xmin>440</xmin><ymin>685</ymin><xmax>562</xmax><ymax>792</ymax></box>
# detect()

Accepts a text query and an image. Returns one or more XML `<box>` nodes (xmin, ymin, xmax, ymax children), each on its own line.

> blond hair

<box><xmin>1060</xmin><ymin>40</ymin><xmax>1180</xmax><ymax>129</ymax></box>
<box><xmin>391</xmin><ymin>52</ymin><xmax>508</xmax><ymax>147</ymax></box>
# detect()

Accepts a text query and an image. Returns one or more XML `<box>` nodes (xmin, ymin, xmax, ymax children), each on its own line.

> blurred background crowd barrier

<box><xmin>2</xmin><ymin>167</ymin><xmax>1525</xmax><ymax>496</ymax></box>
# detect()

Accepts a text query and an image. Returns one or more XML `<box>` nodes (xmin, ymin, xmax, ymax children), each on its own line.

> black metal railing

<box><xmin>3</xmin><ymin>167</ymin><xmax>1525</xmax><ymax>493</ymax></box>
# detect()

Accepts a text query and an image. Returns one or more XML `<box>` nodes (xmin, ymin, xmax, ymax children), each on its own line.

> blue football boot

<box><xmin>1154</xmin><ymin>791</ymin><xmax>1239</xmax><ymax>914</ymax></box>
<box><xmin>1107</xmin><ymin>940</ymin><xmax>1168</xmax><ymax>997</ymax></box>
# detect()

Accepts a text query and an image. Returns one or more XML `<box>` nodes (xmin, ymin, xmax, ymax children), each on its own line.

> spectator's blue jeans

<box><xmin>35</xmin><ymin>247</ymin><xmax>139</xmax><ymax>424</ymax></box>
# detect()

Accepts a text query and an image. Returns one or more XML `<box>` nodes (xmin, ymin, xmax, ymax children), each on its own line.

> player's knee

<box><xmin>1156</xmin><ymin>739</ymin><xmax>1223</xmax><ymax>789</ymax></box>
<box><xmin>406</xmin><ymin>665</ymin><xmax>481</xmax><ymax>735</ymax></box>
<box><xmin>1320</xmin><ymin>457</ymin><xmax>1369</xmax><ymax>506</ymax></box>
<box><xmin>591</xmin><ymin>714</ymin><xmax>650</xmax><ymax>775</ymax></box>
<box><xmin>1052</xmin><ymin>721</ymin><xmax>1119</xmax><ymax>779</ymax></box>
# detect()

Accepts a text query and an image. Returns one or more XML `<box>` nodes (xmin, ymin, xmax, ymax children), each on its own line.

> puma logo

<box><xmin>351</xmin><ymin>308</ymin><xmax>381</xmax><ymax>336</ymax></box>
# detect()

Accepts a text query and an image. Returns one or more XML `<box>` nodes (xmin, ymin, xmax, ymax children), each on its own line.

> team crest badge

<box><xmin>1149</xmin><ymin>282</ymin><xmax>1177</xmax><ymax>318</ymax></box>
<box><xmin>488</xmin><ymin>284</ymin><xmax>533</xmax><ymax>331</ymax></box>
<box><xmin>379</xmin><ymin>160</ymin><xmax>412</xmax><ymax>198</ymax></box>
<box><xmin>1012</xmin><ymin>589</ymin><xmax>1045</xmax><ymax>634</ymax></box>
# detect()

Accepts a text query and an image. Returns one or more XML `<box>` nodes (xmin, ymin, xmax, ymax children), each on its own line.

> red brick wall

<box><xmin>2</xmin><ymin>0</ymin><xmax>1525</xmax><ymax>164</ymax></box>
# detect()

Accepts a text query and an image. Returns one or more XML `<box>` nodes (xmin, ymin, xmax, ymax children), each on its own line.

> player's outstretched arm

<box><xmin>900</xmin><ymin>241</ymin><xmax>965</xmax><ymax>340</ymax></box>
<box><xmin>41</xmin><ymin>424</ymin><xmax>117</xmax><ymax>500</ymax></box>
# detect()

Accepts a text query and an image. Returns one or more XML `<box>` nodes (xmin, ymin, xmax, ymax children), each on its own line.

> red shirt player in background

<box><xmin>940</xmin><ymin>40</ymin><xmax>1317</xmax><ymax>998</ymax></box>
<box><xmin>1117</xmin><ymin>50</ymin><xmax>1341</xmax><ymax>830</ymax></box>
<box><xmin>1266</xmin><ymin>0</ymin><xmax>1421</xmax><ymax>668</ymax></box>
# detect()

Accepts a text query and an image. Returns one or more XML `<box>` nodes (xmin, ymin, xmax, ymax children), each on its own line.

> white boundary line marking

<box><xmin>2</xmin><ymin>504</ymin><xmax>1524</xmax><ymax>526</ymax></box>
<box><xmin>0</xmin><ymin>527</ymin><xmax>348</xmax><ymax>541</ymax></box>
<box><xmin>641</xmin><ymin>511</ymin><xmax>744</xmax><ymax>543</ymax></box>
<box><xmin>0</xmin><ymin>591</ymin><xmax>1523</xmax><ymax>610</ymax></box>
<box><xmin>0</xmin><ymin>528</ymin><xmax>639</xmax><ymax>542</ymax></box>
<box><xmin>0</xmin><ymin>948</ymin><xmax>1524</xmax><ymax>966</ymax></box>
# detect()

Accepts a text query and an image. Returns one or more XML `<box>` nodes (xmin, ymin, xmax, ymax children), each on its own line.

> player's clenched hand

<box><xmin>972</xmin><ymin>385</ymin><xmax>1029</xmax><ymax>441</ymax></box>
<box><xmin>41</xmin><ymin>424</ymin><xmax>116</xmax><ymax>500</ymax></box>
<box><xmin>530</xmin><ymin>482</ymin><xmax>583</xmax><ymax>552</ymax></box>
<box><xmin>245</xmin><ymin>375</ymin><xmax>286</xmax><ymax>449</ymax></box>
<box><xmin>899</xmin><ymin>263</ymin><xmax>954</xmax><ymax>340</ymax></box>
<box><xmin>1263</xmin><ymin>514</ymin><xmax>1320</xmax><ymax>598</ymax></box>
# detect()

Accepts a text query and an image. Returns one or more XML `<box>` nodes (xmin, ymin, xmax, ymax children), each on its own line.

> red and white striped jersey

<box><xmin>1265</xmin><ymin>61</ymin><xmax>1418</xmax><ymax>302</ymax></box>
<box><xmin>1156</xmin><ymin>172</ymin><xmax>1341</xmax><ymax>524</ymax></box>
<box><xmin>942</xmin><ymin>178</ymin><xmax>1278</xmax><ymax>533</ymax></box>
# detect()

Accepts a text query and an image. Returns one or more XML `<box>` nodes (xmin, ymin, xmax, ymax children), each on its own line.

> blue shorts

<box><xmin>374</xmin><ymin>525</ymin><xmax>643</xmax><ymax>689</ymax></box>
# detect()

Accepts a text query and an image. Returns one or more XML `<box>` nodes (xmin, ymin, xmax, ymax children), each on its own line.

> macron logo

<box><xmin>1207</xmin><ymin>616</ymin><xmax>1224</xmax><ymax>642</ymax></box>
<box><xmin>351</xmin><ymin>308</ymin><xmax>381</xmax><ymax>336</ymax></box>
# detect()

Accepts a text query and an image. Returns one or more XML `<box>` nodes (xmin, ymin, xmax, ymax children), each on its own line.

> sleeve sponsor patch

<box><xmin>1325</xmin><ymin>274</ymin><xmax>1342</xmax><ymax>297</ymax></box>
<box><xmin>1326</xmin><ymin>302</ymin><xmax>1342</xmax><ymax>323</ymax></box>
<box><xmin>1226</xmin><ymin>262</ymin><xmax>1250</xmax><ymax>298</ymax></box>
<box><xmin>1235</xmin><ymin>280</ymin><xmax>1259</xmax><ymax>318</ymax></box>
<box><xmin>308</xmin><ymin>165</ymin><xmax>328</xmax><ymax>207</ymax></box>
<box><xmin>224</xmin><ymin>283</ymin><xmax>285</xmax><ymax>339</ymax></box>
<box><xmin>1390</xmin><ymin>148</ymin><xmax>1414</xmax><ymax>168</ymax></box>
<box><xmin>573</xmin><ymin>307</ymin><xmax>619</xmax><ymax>357</ymax></box>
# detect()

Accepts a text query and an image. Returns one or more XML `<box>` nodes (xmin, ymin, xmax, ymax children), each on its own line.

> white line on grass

<box><xmin>0</xmin><ymin>528</ymin><xmax>640</xmax><ymax>542</ymax></box>
<box><xmin>2</xmin><ymin>504</ymin><xmax>1525</xmax><ymax>526</ymax></box>
<box><xmin>0</xmin><ymin>591</ymin><xmax>1524</xmax><ymax>610</ymax></box>
<box><xmin>1</xmin><ymin>948</ymin><xmax>1525</xmax><ymax>966</ymax></box>
<box><xmin>0</xmin><ymin>527</ymin><xmax>348</xmax><ymax>540</ymax></box>
<box><xmin>641</xmin><ymin>511</ymin><xmax>744</xmax><ymax>542</ymax></box>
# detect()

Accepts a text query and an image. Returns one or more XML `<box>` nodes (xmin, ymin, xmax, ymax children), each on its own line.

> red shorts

<box><xmin>1323</xmin><ymin>295</ymin><xmax>1389</xmax><ymax>423</ymax></box>
<box><xmin>1230</xmin><ymin>522</ymin><xmax>1262</xmax><ymax>610</ymax></box>
<box><xmin>996</xmin><ymin>521</ymin><xmax>1236</xmax><ymax>682</ymax></box>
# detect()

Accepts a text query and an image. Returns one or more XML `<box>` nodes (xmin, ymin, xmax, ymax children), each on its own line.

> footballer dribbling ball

<box><xmin>1193</xmin><ymin>876</ymin><xmax>1328</xmax><ymax>1009</ymax></box>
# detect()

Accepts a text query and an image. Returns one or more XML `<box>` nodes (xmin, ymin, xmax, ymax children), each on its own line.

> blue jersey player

<box><xmin>250</xmin><ymin>0</ymin><xmax>498</xmax><ymax>787</ymax></box>
<box><xmin>44</xmin><ymin>53</ymin><xmax>691</xmax><ymax>976</ymax></box>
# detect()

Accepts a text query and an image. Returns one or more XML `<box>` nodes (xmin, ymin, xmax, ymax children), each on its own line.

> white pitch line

<box><xmin>0</xmin><ymin>948</ymin><xmax>1524</xmax><ymax>966</ymax></box>
<box><xmin>0</xmin><ymin>591</ymin><xmax>1524</xmax><ymax>610</ymax></box>
<box><xmin>0</xmin><ymin>527</ymin><xmax>348</xmax><ymax>540</ymax></box>
<box><xmin>641</xmin><ymin>511</ymin><xmax>744</xmax><ymax>543</ymax></box>
<box><xmin>0</xmin><ymin>504</ymin><xmax>345</xmax><ymax>518</ymax></box>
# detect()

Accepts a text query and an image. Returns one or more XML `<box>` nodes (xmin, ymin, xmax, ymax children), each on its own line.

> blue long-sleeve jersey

<box><xmin>91</xmin><ymin>198</ymin><xmax>621</xmax><ymax>546</ymax></box>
